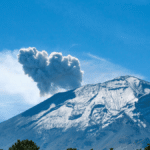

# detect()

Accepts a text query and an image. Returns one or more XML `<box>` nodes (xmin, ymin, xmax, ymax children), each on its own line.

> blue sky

<box><xmin>0</xmin><ymin>0</ymin><xmax>150</xmax><ymax>123</ymax></box>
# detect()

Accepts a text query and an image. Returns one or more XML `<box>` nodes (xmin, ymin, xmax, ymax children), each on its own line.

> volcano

<box><xmin>1</xmin><ymin>75</ymin><xmax>150</xmax><ymax>150</ymax></box>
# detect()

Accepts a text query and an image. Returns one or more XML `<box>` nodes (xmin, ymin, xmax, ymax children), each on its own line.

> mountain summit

<box><xmin>1</xmin><ymin>75</ymin><xmax>150</xmax><ymax>150</ymax></box>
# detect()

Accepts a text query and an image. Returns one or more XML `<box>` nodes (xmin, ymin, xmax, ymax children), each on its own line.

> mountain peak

<box><xmin>1</xmin><ymin>75</ymin><xmax>150</xmax><ymax>150</ymax></box>
<box><xmin>106</xmin><ymin>75</ymin><xmax>142</xmax><ymax>84</ymax></box>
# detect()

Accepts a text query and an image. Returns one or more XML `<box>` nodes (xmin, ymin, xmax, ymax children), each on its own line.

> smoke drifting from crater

<box><xmin>17</xmin><ymin>47</ymin><xmax>84</xmax><ymax>96</ymax></box>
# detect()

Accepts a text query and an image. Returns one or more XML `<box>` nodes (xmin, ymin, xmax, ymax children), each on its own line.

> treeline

<box><xmin>8</xmin><ymin>139</ymin><xmax>150</xmax><ymax>150</ymax></box>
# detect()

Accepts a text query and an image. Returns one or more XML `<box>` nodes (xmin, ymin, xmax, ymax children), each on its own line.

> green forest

<box><xmin>7</xmin><ymin>139</ymin><xmax>150</xmax><ymax>150</ymax></box>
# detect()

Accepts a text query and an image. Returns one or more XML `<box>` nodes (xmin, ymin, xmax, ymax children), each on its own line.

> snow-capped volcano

<box><xmin>1</xmin><ymin>75</ymin><xmax>150</xmax><ymax>150</ymax></box>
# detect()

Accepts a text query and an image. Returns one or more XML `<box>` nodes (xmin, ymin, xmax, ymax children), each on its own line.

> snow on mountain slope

<box><xmin>1</xmin><ymin>75</ymin><xmax>150</xmax><ymax>150</ymax></box>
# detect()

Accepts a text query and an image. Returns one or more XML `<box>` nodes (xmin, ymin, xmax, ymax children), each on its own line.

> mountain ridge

<box><xmin>1</xmin><ymin>75</ymin><xmax>150</xmax><ymax>150</ymax></box>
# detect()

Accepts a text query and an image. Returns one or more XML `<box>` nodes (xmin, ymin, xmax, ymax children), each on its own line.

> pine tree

<box><xmin>66</xmin><ymin>148</ymin><xmax>77</xmax><ymax>150</ymax></box>
<box><xmin>145</xmin><ymin>143</ymin><xmax>150</xmax><ymax>150</ymax></box>
<box><xmin>8</xmin><ymin>139</ymin><xmax>40</xmax><ymax>150</ymax></box>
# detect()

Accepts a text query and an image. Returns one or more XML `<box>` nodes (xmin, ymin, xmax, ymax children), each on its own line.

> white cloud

<box><xmin>0</xmin><ymin>49</ymin><xmax>52</xmax><ymax>105</ymax></box>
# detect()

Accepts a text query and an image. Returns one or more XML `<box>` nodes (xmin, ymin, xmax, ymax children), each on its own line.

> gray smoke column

<box><xmin>17</xmin><ymin>47</ymin><xmax>84</xmax><ymax>96</ymax></box>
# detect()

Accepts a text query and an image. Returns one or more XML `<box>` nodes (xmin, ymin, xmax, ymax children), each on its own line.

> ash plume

<box><xmin>17</xmin><ymin>47</ymin><xmax>84</xmax><ymax>96</ymax></box>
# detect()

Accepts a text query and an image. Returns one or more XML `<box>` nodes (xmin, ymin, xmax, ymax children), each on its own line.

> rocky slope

<box><xmin>0</xmin><ymin>75</ymin><xmax>150</xmax><ymax>150</ymax></box>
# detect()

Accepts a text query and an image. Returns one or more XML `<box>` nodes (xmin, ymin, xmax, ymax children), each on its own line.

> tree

<box><xmin>66</xmin><ymin>148</ymin><xmax>77</xmax><ymax>150</ymax></box>
<box><xmin>8</xmin><ymin>139</ymin><xmax>40</xmax><ymax>150</ymax></box>
<box><xmin>145</xmin><ymin>143</ymin><xmax>150</xmax><ymax>150</ymax></box>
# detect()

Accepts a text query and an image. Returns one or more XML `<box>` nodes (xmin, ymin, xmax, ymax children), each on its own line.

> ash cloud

<box><xmin>17</xmin><ymin>47</ymin><xmax>84</xmax><ymax>96</ymax></box>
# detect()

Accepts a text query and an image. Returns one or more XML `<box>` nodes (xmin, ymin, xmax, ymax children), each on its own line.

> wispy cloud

<box><xmin>80</xmin><ymin>52</ymin><xmax>145</xmax><ymax>85</ymax></box>
<box><xmin>67</xmin><ymin>44</ymin><xmax>79</xmax><ymax>51</ymax></box>
<box><xmin>70</xmin><ymin>44</ymin><xmax>79</xmax><ymax>48</ymax></box>
<box><xmin>87</xmin><ymin>52</ymin><xmax>106</xmax><ymax>61</ymax></box>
